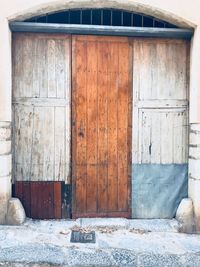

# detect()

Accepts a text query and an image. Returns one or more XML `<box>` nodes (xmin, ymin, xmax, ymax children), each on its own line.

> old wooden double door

<box><xmin>13</xmin><ymin>33</ymin><xmax>132</xmax><ymax>219</ymax></box>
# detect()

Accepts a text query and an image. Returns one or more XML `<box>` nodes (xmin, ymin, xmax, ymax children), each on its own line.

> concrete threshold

<box><xmin>0</xmin><ymin>218</ymin><xmax>200</xmax><ymax>267</ymax></box>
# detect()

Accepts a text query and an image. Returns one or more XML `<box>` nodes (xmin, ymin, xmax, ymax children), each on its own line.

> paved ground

<box><xmin>0</xmin><ymin>218</ymin><xmax>200</xmax><ymax>266</ymax></box>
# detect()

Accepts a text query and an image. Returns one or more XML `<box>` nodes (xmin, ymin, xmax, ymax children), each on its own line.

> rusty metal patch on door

<box><xmin>70</xmin><ymin>230</ymin><xmax>96</xmax><ymax>243</ymax></box>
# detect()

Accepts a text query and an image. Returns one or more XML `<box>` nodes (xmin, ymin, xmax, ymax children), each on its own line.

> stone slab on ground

<box><xmin>0</xmin><ymin>219</ymin><xmax>200</xmax><ymax>266</ymax></box>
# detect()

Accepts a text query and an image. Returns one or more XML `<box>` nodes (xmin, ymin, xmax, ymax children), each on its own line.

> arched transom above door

<box><xmin>24</xmin><ymin>8</ymin><xmax>177</xmax><ymax>28</ymax></box>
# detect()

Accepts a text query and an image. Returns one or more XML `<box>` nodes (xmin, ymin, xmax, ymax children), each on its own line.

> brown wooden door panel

<box><xmin>72</xmin><ymin>35</ymin><xmax>132</xmax><ymax>218</ymax></box>
<box><xmin>15</xmin><ymin>181</ymin><xmax>62</xmax><ymax>219</ymax></box>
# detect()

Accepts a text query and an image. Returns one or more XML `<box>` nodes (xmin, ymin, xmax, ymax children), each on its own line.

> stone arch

<box><xmin>8</xmin><ymin>0</ymin><xmax>195</xmax><ymax>29</ymax></box>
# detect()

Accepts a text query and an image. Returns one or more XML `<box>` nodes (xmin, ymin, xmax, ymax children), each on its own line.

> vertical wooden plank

<box><xmin>47</xmin><ymin>39</ymin><xmax>56</xmax><ymax>98</ymax></box>
<box><xmin>55</xmin><ymin>107</ymin><xmax>65</xmax><ymax>181</ymax></box>
<box><xmin>97</xmin><ymin>41</ymin><xmax>109</xmax><ymax>213</ymax></box>
<box><xmin>38</xmin><ymin>38</ymin><xmax>48</xmax><ymax>98</ymax></box>
<box><xmin>14</xmin><ymin>105</ymin><xmax>34</xmax><ymax>181</ymax></box>
<box><xmin>127</xmin><ymin>41</ymin><xmax>133</xmax><ymax>216</ymax></box>
<box><xmin>36</xmin><ymin>182</ymin><xmax>43</xmax><ymax>219</ymax></box>
<box><xmin>22</xmin><ymin>36</ymin><xmax>33</xmax><ymax>97</ymax></box>
<box><xmin>138</xmin><ymin>110</ymin><xmax>143</xmax><ymax>164</ymax></box>
<box><xmin>132</xmin><ymin>40</ymin><xmax>139</xmax><ymax>165</ymax></box>
<box><xmin>30</xmin><ymin>182</ymin><xmax>38</xmax><ymax>218</ymax></box>
<box><xmin>38</xmin><ymin>182</ymin><xmax>46</xmax><ymax>219</ymax></box>
<box><xmin>65</xmin><ymin>37</ymin><xmax>71</xmax><ymax>184</ymax></box>
<box><xmin>71</xmin><ymin>37</ymin><xmax>77</xmax><ymax>217</ymax></box>
<box><xmin>32</xmin><ymin>37</ymin><xmax>40</xmax><ymax>98</ymax></box>
<box><xmin>31</xmin><ymin>107</ymin><xmax>55</xmax><ymax>181</ymax></box>
<box><xmin>117</xmin><ymin>42</ymin><xmax>129</xmax><ymax>211</ymax></box>
<box><xmin>56</xmin><ymin>40</ymin><xmax>65</xmax><ymax>99</ymax></box>
<box><xmin>151</xmin><ymin>111</ymin><xmax>161</xmax><ymax>164</ymax></box>
<box><xmin>72</xmin><ymin>38</ymin><xmax>87</xmax><ymax>214</ymax></box>
<box><xmin>13</xmin><ymin>105</ymin><xmax>21</xmax><ymax>181</ymax></box>
<box><xmin>160</xmin><ymin>111</ymin><xmax>173</xmax><ymax>164</ymax></box>
<box><xmin>48</xmin><ymin>182</ymin><xmax>55</xmax><ymax>219</ymax></box>
<box><xmin>23</xmin><ymin>182</ymin><xmax>31</xmax><ymax>218</ymax></box>
<box><xmin>54</xmin><ymin>182</ymin><xmax>62</xmax><ymax>219</ymax></box>
<box><xmin>12</xmin><ymin>35</ymin><xmax>23</xmax><ymax>99</ymax></box>
<box><xmin>173</xmin><ymin>111</ymin><xmax>183</xmax><ymax>164</ymax></box>
<box><xmin>155</xmin><ymin>42</ymin><xmax>168</xmax><ymax>99</ymax></box>
<box><xmin>107</xmin><ymin>42</ymin><xmax>118</xmax><ymax>212</ymax></box>
<box><xmin>44</xmin><ymin>108</ymin><xmax>55</xmax><ymax>181</ymax></box>
<box><xmin>141</xmin><ymin>111</ymin><xmax>152</xmax><ymax>164</ymax></box>
<box><xmin>30</xmin><ymin>107</ymin><xmax>43</xmax><ymax>181</ymax></box>
<box><xmin>86</xmin><ymin>40</ymin><xmax>98</xmax><ymax>213</ymax></box>
<box><xmin>65</xmin><ymin>104</ymin><xmax>71</xmax><ymax>184</ymax></box>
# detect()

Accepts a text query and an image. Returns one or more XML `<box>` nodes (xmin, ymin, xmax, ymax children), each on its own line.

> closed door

<box><xmin>72</xmin><ymin>35</ymin><xmax>132</xmax><ymax>218</ymax></box>
<box><xmin>12</xmin><ymin>33</ymin><xmax>71</xmax><ymax>219</ymax></box>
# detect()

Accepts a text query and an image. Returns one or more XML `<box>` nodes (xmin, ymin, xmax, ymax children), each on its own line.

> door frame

<box><xmin>10</xmin><ymin>22</ymin><xmax>193</xmax><ymax>219</ymax></box>
<box><xmin>10</xmin><ymin>22</ymin><xmax>193</xmax><ymax>39</ymax></box>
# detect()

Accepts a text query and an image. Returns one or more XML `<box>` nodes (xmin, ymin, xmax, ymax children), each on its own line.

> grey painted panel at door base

<box><xmin>132</xmin><ymin>164</ymin><xmax>188</xmax><ymax>219</ymax></box>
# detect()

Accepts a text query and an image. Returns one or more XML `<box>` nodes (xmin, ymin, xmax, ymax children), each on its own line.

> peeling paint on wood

<box><xmin>132</xmin><ymin>39</ymin><xmax>189</xmax><ymax>165</ymax></box>
<box><xmin>12</xmin><ymin>33</ymin><xmax>71</xmax><ymax>183</ymax></box>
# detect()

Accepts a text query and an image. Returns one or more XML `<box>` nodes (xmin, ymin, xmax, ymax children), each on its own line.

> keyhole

<box><xmin>79</xmin><ymin>131</ymin><xmax>84</xmax><ymax>138</ymax></box>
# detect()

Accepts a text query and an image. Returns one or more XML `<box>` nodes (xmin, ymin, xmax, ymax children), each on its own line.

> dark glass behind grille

<box><xmin>24</xmin><ymin>8</ymin><xmax>177</xmax><ymax>28</ymax></box>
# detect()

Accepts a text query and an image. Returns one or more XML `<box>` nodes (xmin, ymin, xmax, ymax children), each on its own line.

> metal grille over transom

<box><xmin>24</xmin><ymin>9</ymin><xmax>177</xmax><ymax>28</ymax></box>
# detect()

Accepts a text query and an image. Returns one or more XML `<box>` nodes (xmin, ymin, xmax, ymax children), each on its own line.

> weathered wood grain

<box><xmin>86</xmin><ymin>40</ymin><xmax>98</xmax><ymax>213</ymax></box>
<box><xmin>133</xmin><ymin>39</ymin><xmax>189</xmax><ymax>101</ymax></box>
<box><xmin>15</xmin><ymin>181</ymin><xmax>62</xmax><ymax>219</ymax></box>
<box><xmin>72</xmin><ymin>35</ymin><xmax>132</xmax><ymax>218</ymax></box>
<box><xmin>137</xmin><ymin>108</ymin><xmax>188</xmax><ymax>164</ymax></box>
<box><xmin>132</xmin><ymin>38</ymin><xmax>189</xmax><ymax>165</ymax></box>
<box><xmin>72</xmin><ymin>38</ymin><xmax>87</xmax><ymax>214</ymax></box>
<box><xmin>12</xmin><ymin>33</ymin><xmax>71</xmax><ymax>183</ymax></box>
<box><xmin>107</xmin><ymin>42</ymin><xmax>118</xmax><ymax>212</ymax></box>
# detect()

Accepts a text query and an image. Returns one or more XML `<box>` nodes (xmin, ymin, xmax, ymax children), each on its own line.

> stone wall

<box><xmin>0</xmin><ymin>0</ymin><xmax>200</xmax><ymax>230</ymax></box>
<box><xmin>189</xmin><ymin>123</ymin><xmax>200</xmax><ymax>232</ymax></box>
<box><xmin>0</xmin><ymin>122</ymin><xmax>12</xmax><ymax>224</ymax></box>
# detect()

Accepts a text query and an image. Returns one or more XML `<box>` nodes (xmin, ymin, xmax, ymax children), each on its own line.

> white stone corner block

<box><xmin>190</xmin><ymin>123</ymin><xmax>200</xmax><ymax>132</ymax></box>
<box><xmin>190</xmin><ymin>132</ymin><xmax>200</xmax><ymax>146</ymax></box>
<box><xmin>188</xmin><ymin>178</ymin><xmax>200</xmax><ymax>232</ymax></box>
<box><xmin>0</xmin><ymin>154</ymin><xmax>12</xmax><ymax>177</ymax></box>
<box><xmin>188</xmin><ymin>158</ymin><xmax>200</xmax><ymax>180</ymax></box>
<box><xmin>6</xmin><ymin>198</ymin><xmax>26</xmax><ymax>225</ymax></box>
<box><xmin>0</xmin><ymin>126</ymin><xmax>11</xmax><ymax>141</ymax></box>
<box><xmin>0</xmin><ymin>140</ymin><xmax>11</xmax><ymax>155</ymax></box>
<box><xmin>176</xmin><ymin>198</ymin><xmax>195</xmax><ymax>233</ymax></box>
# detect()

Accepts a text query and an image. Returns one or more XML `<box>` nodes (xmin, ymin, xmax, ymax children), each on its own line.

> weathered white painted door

<box><xmin>12</xmin><ymin>33</ymin><xmax>71</xmax><ymax>219</ymax></box>
<box><xmin>132</xmin><ymin>38</ymin><xmax>190</xmax><ymax>218</ymax></box>
<box><xmin>12</xmin><ymin>33</ymin><xmax>71</xmax><ymax>183</ymax></box>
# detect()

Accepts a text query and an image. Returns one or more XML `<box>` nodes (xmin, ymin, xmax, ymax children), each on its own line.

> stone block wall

<box><xmin>189</xmin><ymin>123</ymin><xmax>200</xmax><ymax>232</ymax></box>
<box><xmin>0</xmin><ymin>121</ymin><xmax>12</xmax><ymax>224</ymax></box>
